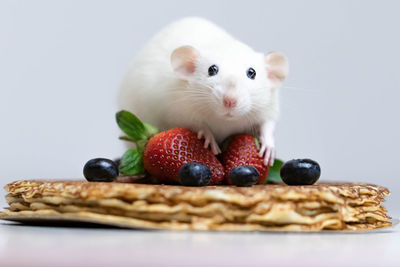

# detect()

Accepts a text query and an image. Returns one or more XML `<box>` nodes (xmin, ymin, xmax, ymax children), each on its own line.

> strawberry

<box><xmin>116</xmin><ymin>110</ymin><xmax>224</xmax><ymax>185</ymax></box>
<box><xmin>143</xmin><ymin>128</ymin><xmax>224</xmax><ymax>184</ymax></box>
<box><xmin>221</xmin><ymin>134</ymin><xmax>269</xmax><ymax>184</ymax></box>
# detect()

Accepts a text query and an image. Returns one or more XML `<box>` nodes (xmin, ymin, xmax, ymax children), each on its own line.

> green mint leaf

<box><xmin>254</xmin><ymin>138</ymin><xmax>260</xmax><ymax>150</ymax></box>
<box><xmin>266</xmin><ymin>158</ymin><xmax>284</xmax><ymax>184</ymax></box>
<box><xmin>119</xmin><ymin>149</ymin><xmax>145</xmax><ymax>176</ymax></box>
<box><xmin>116</xmin><ymin>110</ymin><xmax>148</xmax><ymax>141</ymax></box>
<box><xmin>136</xmin><ymin>139</ymin><xmax>148</xmax><ymax>154</ymax></box>
<box><xmin>144</xmin><ymin>123</ymin><xmax>158</xmax><ymax>137</ymax></box>
<box><xmin>119</xmin><ymin>136</ymin><xmax>136</xmax><ymax>142</ymax></box>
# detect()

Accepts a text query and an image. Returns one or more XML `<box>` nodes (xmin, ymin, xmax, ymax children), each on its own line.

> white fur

<box><xmin>118</xmin><ymin>17</ymin><xmax>286</xmax><ymax>165</ymax></box>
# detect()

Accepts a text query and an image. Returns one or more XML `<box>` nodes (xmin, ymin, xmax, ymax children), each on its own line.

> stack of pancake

<box><xmin>0</xmin><ymin>180</ymin><xmax>391</xmax><ymax>231</ymax></box>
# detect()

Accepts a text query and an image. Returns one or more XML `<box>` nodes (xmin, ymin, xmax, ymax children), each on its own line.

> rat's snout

<box><xmin>223</xmin><ymin>95</ymin><xmax>237</xmax><ymax>109</ymax></box>
<box><xmin>221</xmin><ymin>76</ymin><xmax>239</xmax><ymax>110</ymax></box>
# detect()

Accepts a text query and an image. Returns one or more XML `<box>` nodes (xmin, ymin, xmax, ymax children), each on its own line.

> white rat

<box><xmin>118</xmin><ymin>17</ymin><xmax>288</xmax><ymax>166</ymax></box>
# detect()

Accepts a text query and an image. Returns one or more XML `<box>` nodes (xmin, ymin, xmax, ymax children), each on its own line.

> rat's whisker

<box><xmin>282</xmin><ymin>86</ymin><xmax>319</xmax><ymax>93</ymax></box>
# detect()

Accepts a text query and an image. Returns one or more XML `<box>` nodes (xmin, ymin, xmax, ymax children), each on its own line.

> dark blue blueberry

<box><xmin>280</xmin><ymin>159</ymin><xmax>321</xmax><ymax>185</ymax></box>
<box><xmin>178</xmin><ymin>162</ymin><xmax>212</xmax><ymax>186</ymax></box>
<box><xmin>83</xmin><ymin>158</ymin><xmax>119</xmax><ymax>182</ymax></box>
<box><xmin>229</xmin><ymin>165</ymin><xmax>259</xmax><ymax>187</ymax></box>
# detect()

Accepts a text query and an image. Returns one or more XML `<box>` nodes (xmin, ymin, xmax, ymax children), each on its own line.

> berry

<box><xmin>221</xmin><ymin>134</ymin><xmax>269</xmax><ymax>185</ymax></box>
<box><xmin>228</xmin><ymin>165</ymin><xmax>259</xmax><ymax>187</ymax></box>
<box><xmin>83</xmin><ymin>158</ymin><xmax>118</xmax><ymax>182</ymax></box>
<box><xmin>280</xmin><ymin>159</ymin><xmax>321</xmax><ymax>185</ymax></box>
<box><xmin>116</xmin><ymin>111</ymin><xmax>225</xmax><ymax>185</ymax></box>
<box><xmin>178</xmin><ymin>162</ymin><xmax>212</xmax><ymax>186</ymax></box>
<box><xmin>143</xmin><ymin>128</ymin><xmax>224</xmax><ymax>184</ymax></box>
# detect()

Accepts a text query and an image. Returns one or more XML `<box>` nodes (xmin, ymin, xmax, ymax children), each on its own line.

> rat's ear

<box><xmin>171</xmin><ymin>45</ymin><xmax>200</xmax><ymax>80</ymax></box>
<box><xmin>264</xmin><ymin>52</ymin><xmax>289</xmax><ymax>88</ymax></box>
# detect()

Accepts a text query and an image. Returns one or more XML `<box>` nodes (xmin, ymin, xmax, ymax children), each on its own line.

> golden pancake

<box><xmin>0</xmin><ymin>180</ymin><xmax>392</xmax><ymax>231</ymax></box>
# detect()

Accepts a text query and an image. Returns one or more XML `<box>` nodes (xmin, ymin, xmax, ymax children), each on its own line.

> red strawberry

<box><xmin>221</xmin><ymin>134</ymin><xmax>269</xmax><ymax>184</ymax></box>
<box><xmin>116</xmin><ymin>111</ymin><xmax>224</xmax><ymax>185</ymax></box>
<box><xmin>143</xmin><ymin>128</ymin><xmax>224</xmax><ymax>184</ymax></box>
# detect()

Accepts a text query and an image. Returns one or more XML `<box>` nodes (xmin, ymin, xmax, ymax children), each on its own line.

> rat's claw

<box><xmin>258</xmin><ymin>129</ymin><xmax>275</xmax><ymax>166</ymax></box>
<box><xmin>210</xmin><ymin>141</ymin><xmax>221</xmax><ymax>155</ymax></box>
<box><xmin>197</xmin><ymin>130</ymin><xmax>204</xmax><ymax>139</ymax></box>
<box><xmin>263</xmin><ymin>148</ymin><xmax>271</xmax><ymax>166</ymax></box>
<box><xmin>262</xmin><ymin>146</ymin><xmax>275</xmax><ymax>166</ymax></box>
<box><xmin>270</xmin><ymin>149</ymin><xmax>276</xmax><ymax>166</ymax></box>
<box><xmin>204</xmin><ymin>138</ymin><xmax>210</xmax><ymax>149</ymax></box>
<box><xmin>197</xmin><ymin>128</ymin><xmax>220</xmax><ymax>155</ymax></box>
<box><xmin>258</xmin><ymin>144</ymin><xmax>267</xmax><ymax>157</ymax></box>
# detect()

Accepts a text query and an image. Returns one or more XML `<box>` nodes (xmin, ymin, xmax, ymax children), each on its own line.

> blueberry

<box><xmin>228</xmin><ymin>165</ymin><xmax>259</xmax><ymax>187</ymax></box>
<box><xmin>83</xmin><ymin>158</ymin><xmax>119</xmax><ymax>182</ymax></box>
<box><xmin>178</xmin><ymin>162</ymin><xmax>212</xmax><ymax>186</ymax></box>
<box><xmin>280</xmin><ymin>159</ymin><xmax>321</xmax><ymax>185</ymax></box>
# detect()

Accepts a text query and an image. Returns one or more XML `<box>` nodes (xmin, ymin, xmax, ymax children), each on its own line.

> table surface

<box><xmin>0</xmin><ymin>215</ymin><xmax>399</xmax><ymax>267</ymax></box>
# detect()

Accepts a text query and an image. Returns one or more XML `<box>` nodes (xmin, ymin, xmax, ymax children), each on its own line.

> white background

<box><xmin>0</xmin><ymin>0</ymin><xmax>399</xmax><ymax>215</ymax></box>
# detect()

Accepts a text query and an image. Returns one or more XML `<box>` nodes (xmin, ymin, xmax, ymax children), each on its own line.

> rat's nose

<box><xmin>223</xmin><ymin>96</ymin><xmax>237</xmax><ymax>109</ymax></box>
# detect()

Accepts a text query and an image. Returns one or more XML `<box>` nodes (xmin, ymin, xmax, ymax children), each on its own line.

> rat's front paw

<box><xmin>197</xmin><ymin>129</ymin><xmax>221</xmax><ymax>155</ymax></box>
<box><xmin>258</xmin><ymin>136</ymin><xmax>275</xmax><ymax>167</ymax></box>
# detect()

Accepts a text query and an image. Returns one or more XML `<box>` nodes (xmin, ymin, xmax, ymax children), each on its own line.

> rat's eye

<box><xmin>208</xmin><ymin>65</ymin><xmax>219</xmax><ymax>76</ymax></box>
<box><xmin>247</xmin><ymin>68</ymin><xmax>256</xmax><ymax>80</ymax></box>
